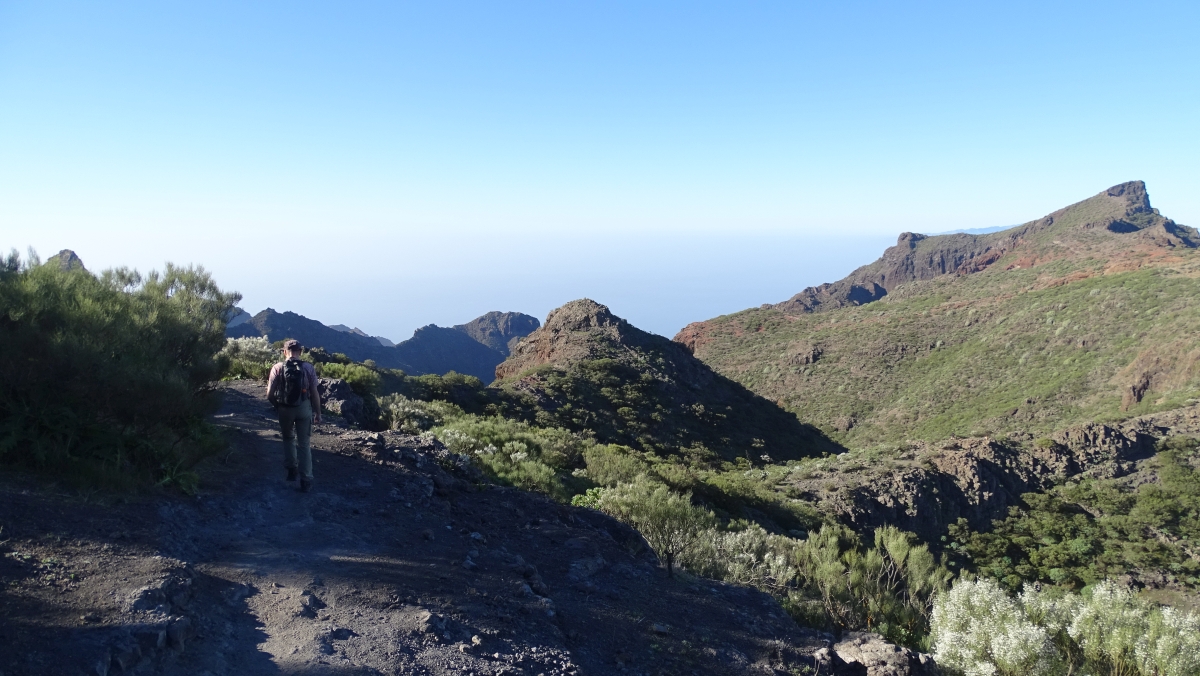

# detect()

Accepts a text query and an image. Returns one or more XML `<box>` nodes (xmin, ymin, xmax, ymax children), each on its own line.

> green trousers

<box><xmin>278</xmin><ymin>398</ymin><xmax>313</xmax><ymax>481</ymax></box>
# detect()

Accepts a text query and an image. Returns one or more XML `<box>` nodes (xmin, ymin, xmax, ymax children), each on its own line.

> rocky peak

<box><xmin>47</xmin><ymin>249</ymin><xmax>85</xmax><ymax>272</ymax></box>
<box><xmin>542</xmin><ymin>299</ymin><xmax>625</xmax><ymax>333</ymax></box>
<box><xmin>453</xmin><ymin>311</ymin><xmax>540</xmax><ymax>356</ymax></box>
<box><xmin>1106</xmin><ymin>179</ymin><xmax>1151</xmax><ymax>210</ymax></box>
<box><xmin>496</xmin><ymin>299</ymin><xmax>635</xmax><ymax>380</ymax></box>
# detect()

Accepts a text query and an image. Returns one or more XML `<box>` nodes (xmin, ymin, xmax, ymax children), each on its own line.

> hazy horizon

<box><xmin>5</xmin><ymin>2</ymin><xmax>1198</xmax><ymax>339</ymax></box>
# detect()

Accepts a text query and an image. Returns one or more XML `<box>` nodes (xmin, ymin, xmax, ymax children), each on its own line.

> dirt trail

<box><xmin>0</xmin><ymin>381</ymin><xmax>830</xmax><ymax>675</ymax></box>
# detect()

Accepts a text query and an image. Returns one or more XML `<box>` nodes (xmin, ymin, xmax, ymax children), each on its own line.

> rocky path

<box><xmin>0</xmin><ymin>381</ymin><xmax>832</xmax><ymax>675</ymax></box>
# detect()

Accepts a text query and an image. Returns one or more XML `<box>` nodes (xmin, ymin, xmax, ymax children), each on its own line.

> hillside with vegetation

<box><xmin>490</xmin><ymin>298</ymin><xmax>841</xmax><ymax>463</ymax></box>
<box><xmin>677</xmin><ymin>181</ymin><xmax>1200</xmax><ymax>448</ymax></box>
<box><xmin>9</xmin><ymin>180</ymin><xmax>1200</xmax><ymax>674</ymax></box>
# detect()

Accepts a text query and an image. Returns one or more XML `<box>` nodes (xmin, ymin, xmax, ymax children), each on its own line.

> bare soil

<box><xmin>0</xmin><ymin>381</ymin><xmax>832</xmax><ymax>675</ymax></box>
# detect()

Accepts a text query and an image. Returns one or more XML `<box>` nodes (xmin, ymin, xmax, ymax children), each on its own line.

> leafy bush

<box><xmin>931</xmin><ymin>578</ymin><xmax>1059</xmax><ymax>675</ymax></box>
<box><xmin>931</xmin><ymin>579</ymin><xmax>1200</xmax><ymax>676</ymax></box>
<box><xmin>219</xmin><ymin>336</ymin><xmax>277</xmax><ymax>380</ymax></box>
<box><xmin>379</xmin><ymin>394</ymin><xmax>464</xmax><ymax>433</ymax></box>
<box><xmin>0</xmin><ymin>251</ymin><xmax>238</xmax><ymax>487</ymax></box>
<box><xmin>473</xmin><ymin>440</ymin><xmax>569</xmax><ymax>501</ymax></box>
<box><xmin>597</xmin><ymin>476</ymin><xmax>717</xmax><ymax>576</ymax></box>
<box><xmin>317</xmin><ymin>362</ymin><xmax>381</xmax><ymax>396</ymax></box>
<box><xmin>582</xmin><ymin>444</ymin><xmax>651</xmax><ymax>486</ymax></box>
<box><xmin>787</xmin><ymin>524</ymin><xmax>952</xmax><ymax>648</ymax></box>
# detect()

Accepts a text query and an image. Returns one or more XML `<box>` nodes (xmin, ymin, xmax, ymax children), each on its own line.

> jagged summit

<box><xmin>46</xmin><ymin>249</ymin><xmax>85</xmax><ymax>272</ymax></box>
<box><xmin>764</xmin><ymin>181</ymin><xmax>1196</xmax><ymax>315</ymax></box>
<box><xmin>453</xmin><ymin>310</ymin><xmax>540</xmax><ymax>356</ymax></box>
<box><xmin>543</xmin><ymin>298</ymin><xmax>624</xmax><ymax>331</ymax></box>
<box><xmin>497</xmin><ymin>300</ymin><xmax>651</xmax><ymax>381</ymax></box>
<box><xmin>675</xmin><ymin>181</ymin><xmax>1200</xmax><ymax>447</ymax></box>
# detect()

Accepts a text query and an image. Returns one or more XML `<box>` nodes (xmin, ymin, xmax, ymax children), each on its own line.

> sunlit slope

<box><xmin>679</xmin><ymin>183</ymin><xmax>1200</xmax><ymax>447</ymax></box>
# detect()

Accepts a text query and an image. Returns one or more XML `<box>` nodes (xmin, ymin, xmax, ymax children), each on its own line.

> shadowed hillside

<box><xmin>492</xmin><ymin>299</ymin><xmax>842</xmax><ymax>463</ymax></box>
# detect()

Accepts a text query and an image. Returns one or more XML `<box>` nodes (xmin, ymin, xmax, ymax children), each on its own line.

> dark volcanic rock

<box><xmin>317</xmin><ymin>378</ymin><xmax>368</xmax><ymax>428</ymax></box>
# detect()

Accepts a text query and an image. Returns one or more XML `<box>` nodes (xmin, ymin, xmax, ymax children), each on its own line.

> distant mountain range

<box><xmin>227</xmin><ymin>309</ymin><xmax>539</xmax><ymax>383</ymax></box>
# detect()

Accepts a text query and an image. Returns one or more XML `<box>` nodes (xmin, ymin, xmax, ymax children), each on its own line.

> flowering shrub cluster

<box><xmin>219</xmin><ymin>336</ymin><xmax>277</xmax><ymax>380</ymax></box>
<box><xmin>931</xmin><ymin>578</ymin><xmax>1200</xmax><ymax>676</ymax></box>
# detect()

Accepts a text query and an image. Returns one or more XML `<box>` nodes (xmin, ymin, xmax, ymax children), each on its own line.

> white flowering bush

<box><xmin>683</xmin><ymin>524</ymin><xmax>797</xmax><ymax>591</ymax></box>
<box><xmin>932</xmin><ymin>579</ymin><xmax>1200</xmax><ymax>676</ymax></box>
<box><xmin>379</xmin><ymin>394</ymin><xmax>463</xmax><ymax>433</ymax></box>
<box><xmin>1137</xmin><ymin>606</ymin><xmax>1200</xmax><ymax>676</ymax></box>
<box><xmin>931</xmin><ymin>578</ymin><xmax>1057</xmax><ymax>676</ymax></box>
<box><xmin>219</xmin><ymin>336</ymin><xmax>277</xmax><ymax>380</ymax></box>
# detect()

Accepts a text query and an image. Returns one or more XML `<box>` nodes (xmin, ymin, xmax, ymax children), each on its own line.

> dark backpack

<box><xmin>278</xmin><ymin>359</ymin><xmax>309</xmax><ymax>406</ymax></box>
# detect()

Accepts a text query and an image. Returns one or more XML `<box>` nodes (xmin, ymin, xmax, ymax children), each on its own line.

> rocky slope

<box><xmin>0</xmin><ymin>381</ymin><xmax>868</xmax><ymax>676</ymax></box>
<box><xmin>492</xmin><ymin>299</ymin><xmax>841</xmax><ymax>463</ymax></box>
<box><xmin>676</xmin><ymin>181</ymin><xmax>1200</xmax><ymax>447</ymax></box>
<box><xmin>228</xmin><ymin>309</ymin><xmax>540</xmax><ymax>383</ymax></box>
<box><xmin>778</xmin><ymin>407</ymin><xmax>1196</xmax><ymax>543</ymax></box>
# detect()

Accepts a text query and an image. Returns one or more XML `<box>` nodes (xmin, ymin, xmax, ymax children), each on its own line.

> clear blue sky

<box><xmin>3</xmin><ymin>1</ymin><xmax>1197</xmax><ymax>339</ymax></box>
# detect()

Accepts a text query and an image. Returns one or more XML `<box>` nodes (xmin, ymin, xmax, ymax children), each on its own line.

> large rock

<box><xmin>318</xmin><ymin>378</ymin><xmax>368</xmax><ymax>428</ymax></box>
<box><xmin>834</xmin><ymin>632</ymin><xmax>938</xmax><ymax>676</ymax></box>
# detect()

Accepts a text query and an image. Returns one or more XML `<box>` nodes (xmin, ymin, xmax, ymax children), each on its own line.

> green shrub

<box><xmin>0</xmin><ymin>251</ymin><xmax>238</xmax><ymax>487</ymax></box>
<box><xmin>789</xmin><ymin>524</ymin><xmax>952</xmax><ymax>648</ymax></box>
<box><xmin>219</xmin><ymin>336</ymin><xmax>277</xmax><ymax>380</ymax></box>
<box><xmin>317</xmin><ymin>362</ymin><xmax>381</xmax><ymax>396</ymax></box>
<box><xmin>949</xmin><ymin>444</ymin><xmax>1200</xmax><ymax>592</ymax></box>
<box><xmin>473</xmin><ymin>441</ymin><xmax>569</xmax><ymax>501</ymax></box>
<box><xmin>379</xmin><ymin>394</ymin><xmax>464</xmax><ymax>433</ymax></box>
<box><xmin>583</xmin><ymin>445</ymin><xmax>650</xmax><ymax>486</ymax></box>
<box><xmin>597</xmin><ymin>476</ymin><xmax>717</xmax><ymax>576</ymax></box>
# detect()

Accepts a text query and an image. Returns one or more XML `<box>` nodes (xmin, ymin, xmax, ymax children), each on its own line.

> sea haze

<box><xmin>225</xmin><ymin>230</ymin><xmax>900</xmax><ymax>341</ymax></box>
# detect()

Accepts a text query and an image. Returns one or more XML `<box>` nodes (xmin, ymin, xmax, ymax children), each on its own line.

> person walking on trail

<box><xmin>267</xmin><ymin>339</ymin><xmax>322</xmax><ymax>492</ymax></box>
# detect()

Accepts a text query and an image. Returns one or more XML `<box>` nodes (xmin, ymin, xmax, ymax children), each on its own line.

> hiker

<box><xmin>267</xmin><ymin>340</ymin><xmax>322</xmax><ymax>492</ymax></box>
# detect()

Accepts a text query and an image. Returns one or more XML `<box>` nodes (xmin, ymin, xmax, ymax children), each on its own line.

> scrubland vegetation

<box><xmin>217</xmin><ymin>337</ymin><xmax>1200</xmax><ymax>665</ymax></box>
<box><xmin>695</xmin><ymin>265</ymin><xmax>1200</xmax><ymax>447</ymax></box>
<box><xmin>0</xmin><ymin>251</ymin><xmax>238</xmax><ymax>491</ymax></box>
<box><xmin>9</xmin><ymin>240</ymin><xmax>1200</xmax><ymax>673</ymax></box>
<box><xmin>931</xmin><ymin>578</ymin><xmax>1200</xmax><ymax>676</ymax></box>
<box><xmin>948</xmin><ymin>437</ymin><xmax>1200</xmax><ymax>593</ymax></box>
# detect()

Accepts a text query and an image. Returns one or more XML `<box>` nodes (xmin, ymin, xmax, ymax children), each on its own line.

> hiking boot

<box><xmin>286</xmin><ymin>468</ymin><xmax>298</xmax><ymax>482</ymax></box>
<box><xmin>300</xmin><ymin>478</ymin><xmax>313</xmax><ymax>493</ymax></box>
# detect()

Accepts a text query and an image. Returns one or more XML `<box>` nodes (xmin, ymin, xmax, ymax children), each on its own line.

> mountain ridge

<box><xmin>228</xmin><ymin>309</ymin><xmax>539</xmax><ymax>383</ymax></box>
<box><xmin>674</xmin><ymin>181</ymin><xmax>1200</xmax><ymax>447</ymax></box>
<box><xmin>741</xmin><ymin>181</ymin><xmax>1199</xmax><ymax>317</ymax></box>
